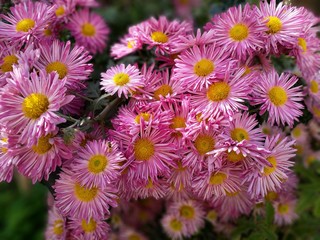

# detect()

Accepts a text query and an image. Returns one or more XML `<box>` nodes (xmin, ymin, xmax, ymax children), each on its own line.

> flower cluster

<box><xmin>0</xmin><ymin>0</ymin><xmax>320</xmax><ymax>239</ymax></box>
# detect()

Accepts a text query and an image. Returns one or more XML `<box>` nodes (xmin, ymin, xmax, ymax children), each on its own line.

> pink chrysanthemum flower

<box><xmin>15</xmin><ymin>131</ymin><xmax>72</xmax><ymax>183</ymax></box>
<box><xmin>273</xmin><ymin>194</ymin><xmax>298</xmax><ymax>226</ymax></box>
<box><xmin>118</xmin><ymin>227</ymin><xmax>148</xmax><ymax>240</ymax></box>
<box><xmin>101</xmin><ymin>64</ymin><xmax>144</xmax><ymax>99</ymax></box>
<box><xmin>0</xmin><ymin>0</ymin><xmax>54</xmax><ymax>44</ymax></box>
<box><xmin>132</xmin><ymin>176</ymin><xmax>169</xmax><ymax>200</ymax></box>
<box><xmin>212</xmin><ymin>184</ymin><xmax>253</xmax><ymax>222</ymax></box>
<box><xmin>139</xmin><ymin>67</ymin><xmax>184</xmax><ymax>101</ymax></box>
<box><xmin>173</xmin><ymin>44</ymin><xmax>232</xmax><ymax>90</ymax></box>
<box><xmin>251</xmin><ymin>69</ymin><xmax>304</xmax><ymax>127</ymax></box>
<box><xmin>111</xmin><ymin>99</ymin><xmax>172</xmax><ymax>136</ymax></box>
<box><xmin>245</xmin><ymin>134</ymin><xmax>296</xmax><ymax>198</ymax></box>
<box><xmin>0</xmin><ymin>42</ymin><xmax>20</xmax><ymax>85</ymax></box>
<box><xmin>110</xmin><ymin>33</ymin><xmax>142</xmax><ymax>59</ymax></box>
<box><xmin>290</xmin><ymin>123</ymin><xmax>308</xmax><ymax>144</ymax></box>
<box><xmin>68</xmin><ymin>217</ymin><xmax>110</xmax><ymax>240</ymax></box>
<box><xmin>0</xmin><ymin>69</ymin><xmax>74</xmax><ymax>146</ymax></box>
<box><xmin>292</xmin><ymin>32</ymin><xmax>320</xmax><ymax>79</ymax></box>
<box><xmin>0</xmin><ymin>128</ymin><xmax>17</xmax><ymax>183</ymax></box>
<box><xmin>169</xmin><ymin>200</ymin><xmax>205</xmax><ymax>235</ymax></box>
<box><xmin>183</xmin><ymin>123</ymin><xmax>222</xmax><ymax>173</ymax></box>
<box><xmin>72</xmin><ymin>140</ymin><xmax>125</xmax><ymax>188</ymax></box>
<box><xmin>45</xmin><ymin>205</ymin><xmax>66</xmax><ymax>240</ymax></box>
<box><xmin>67</xmin><ymin>8</ymin><xmax>110</xmax><ymax>54</ymax></box>
<box><xmin>139</xmin><ymin>16</ymin><xmax>192</xmax><ymax>55</ymax></box>
<box><xmin>166</xmin><ymin>160</ymin><xmax>193</xmax><ymax>201</ymax></box>
<box><xmin>54</xmin><ymin>168</ymin><xmax>118</xmax><ymax>221</ymax></box>
<box><xmin>255</xmin><ymin>0</ymin><xmax>304</xmax><ymax>54</ymax></box>
<box><xmin>190</xmin><ymin>68</ymin><xmax>251</xmax><ymax>119</ymax></box>
<box><xmin>35</xmin><ymin>40</ymin><xmax>93</xmax><ymax>90</ymax></box>
<box><xmin>192</xmin><ymin>163</ymin><xmax>242</xmax><ymax>199</ymax></box>
<box><xmin>161</xmin><ymin>213</ymin><xmax>188</xmax><ymax>240</ymax></box>
<box><xmin>210</xmin><ymin>112</ymin><xmax>270</xmax><ymax>169</ymax></box>
<box><xmin>171</xmin><ymin>29</ymin><xmax>216</xmax><ymax>54</ymax></box>
<box><xmin>52</xmin><ymin>0</ymin><xmax>76</xmax><ymax>22</ymax></box>
<box><xmin>207</xmin><ymin>3</ymin><xmax>265</xmax><ymax>60</ymax></box>
<box><xmin>305</xmin><ymin>73</ymin><xmax>320</xmax><ymax>103</ymax></box>
<box><xmin>111</xmin><ymin>121</ymin><xmax>178</xmax><ymax>181</ymax></box>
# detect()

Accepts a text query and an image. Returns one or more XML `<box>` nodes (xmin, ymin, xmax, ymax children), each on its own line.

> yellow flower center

<box><xmin>81</xmin><ymin>218</ymin><xmax>97</xmax><ymax>233</ymax></box>
<box><xmin>128</xmin><ymin>234</ymin><xmax>142</xmax><ymax>240</ymax></box>
<box><xmin>46</xmin><ymin>61</ymin><xmax>68</xmax><ymax>79</ymax></box>
<box><xmin>209</xmin><ymin>172</ymin><xmax>227</xmax><ymax>185</ymax></box>
<box><xmin>207</xmin><ymin>82</ymin><xmax>230</xmax><ymax>102</ymax></box>
<box><xmin>127</xmin><ymin>40</ymin><xmax>135</xmax><ymax>49</ymax></box>
<box><xmin>32</xmin><ymin>135</ymin><xmax>53</xmax><ymax>154</ymax></box>
<box><xmin>194</xmin><ymin>59</ymin><xmax>215</xmax><ymax>77</ymax></box>
<box><xmin>206</xmin><ymin>210</ymin><xmax>217</xmax><ymax>221</ymax></box>
<box><xmin>306</xmin><ymin>155</ymin><xmax>316</xmax><ymax>165</ymax></box>
<box><xmin>179</xmin><ymin>205</ymin><xmax>195</xmax><ymax>220</ymax></box>
<box><xmin>134</xmin><ymin>112</ymin><xmax>151</xmax><ymax>124</ymax></box>
<box><xmin>88</xmin><ymin>154</ymin><xmax>108</xmax><ymax>174</ymax></box>
<box><xmin>277</xmin><ymin>203</ymin><xmax>289</xmax><ymax>214</ymax></box>
<box><xmin>263</xmin><ymin>156</ymin><xmax>277</xmax><ymax>175</ymax></box>
<box><xmin>81</xmin><ymin>23</ymin><xmax>96</xmax><ymax>37</ymax></box>
<box><xmin>227</xmin><ymin>150</ymin><xmax>244</xmax><ymax>162</ymax></box>
<box><xmin>242</xmin><ymin>66</ymin><xmax>251</xmax><ymax>76</ymax></box>
<box><xmin>170</xmin><ymin>116</ymin><xmax>186</xmax><ymax>129</ymax></box>
<box><xmin>226</xmin><ymin>191</ymin><xmax>239</xmax><ymax>197</ymax></box>
<box><xmin>145</xmin><ymin>178</ymin><xmax>154</xmax><ymax>189</ymax></box>
<box><xmin>16</xmin><ymin>18</ymin><xmax>35</xmax><ymax>32</ymax></box>
<box><xmin>22</xmin><ymin>93</ymin><xmax>49</xmax><ymax>119</ymax></box>
<box><xmin>310</xmin><ymin>80</ymin><xmax>318</xmax><ymax>94</ymax></box>
<box><xmin>169</xmin><ymin>218</ymin><xmax>182</xmax><ymax>232</ymax></box>
<box><xmin>113</xmin><ymin>73</ymin><xmax>130</xmax><ymax>86</ymax></box>
<box><xmin>229</xmin><ymin>23</ymin><xmax>249</xmax><ymax>41</ymax></box>
<box><xmin>154</xmin><ymin>84</ymin><xmax>173</xmax><ymax>100</ymax></box>
<box><xmin>266</xmin><ymin>16</ymin><xmax>282</xmax><ymax>34</ymax></box>
<box><xmin>265</xmin><ymin>191</ymin><xmax>278</xmax><ymax>201</ymax></box>
<box><xmin>268</xmin><ymin>86</ymin><xmax>288</xmax><ymax>106</ymax></box>
<box><xmin>55</xmin><ymin>6</ymin><xmax>65</xmax><ymax>16</ymax></box>
<box><xmin>134</xmin><ymin>138</ymin><xmax>155</xmax><ymax>161</ymax></box>
<box><xmin>1</xmin><ymin>55</ymin><xmax>18</xmax><ymax>73</ymax></box>
<box><xmin>231</xmin><ymin>128</ymin><xmax>250</xmax><ymax>142</ymax></box>
<box><xmin>43</xmin><ymin>28</ymin><xmax>52</xmax><ymax>36</ymax></box>
<box><xmin>291</xmin><ymin>126</ymin><xmax>301</xmax><ymax>138</ymax></box>
<box><xmin>312</xmin><ymin>106</ymin><xmax>320</xmax><ymax>118</ymax></box>
<box><xmin>74</xmin><ymin>183</ymin><xmax>98</xmax><ymax>202</ymax></box>
<box><xmin>151</xmin><ymin>31</ymin><xmax>168</xmax><ymax>43</ymax></box>
<box><xmin>53</xmin><ymin>219</ymin><xmax>64</xmax><ymax>236</ymax></box>
<box><xmin>298</xmin><ymin>37</ymin><xmax>307</xmax><ymax>52</ymax></box>
<box><xmin>194</xmin><ymin>134</ymin><xmax>215</xmax><ymax>155</ymax></box>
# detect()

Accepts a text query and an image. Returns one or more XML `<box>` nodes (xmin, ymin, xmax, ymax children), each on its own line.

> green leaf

<box><xmin>313</xmin><ymin>198</ymin><xmax>320</xmax><ymax>218</ymax></box>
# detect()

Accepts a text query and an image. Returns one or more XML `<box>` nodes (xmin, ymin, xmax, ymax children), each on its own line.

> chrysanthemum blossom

<box><xmin>251</xmin><ymin>69</ymin><xmax>304</xmax><ymax>127</ymax></box>
<box><xmin>54</xmin><ymin>168</ymin><xmax>118</xmax><ymax>221</ymax></box>
<box><xmin>0</xmin><ymin>129</ymin><xmax>17</xmax><ymax>183</ymax></box>
<box><xmin>273</xmin><ymin>195</ymin><xmax>298</xmax><ymax>226</ymax></box>
<box><xmin>245</xmin><ymin>134</ymin><xmax>296</xmax><ymax>198</ymax></box>
<box><xmin>192</xmin><ymin>164</ymin><xmax>242</xmax><ymax>199</ymax></box>
<box><xmin>173</xmin><ymin>44</ymin><xmax>232</xmax><ymax>90</ymax></box>
<box><xmin>255</xmin><ymin>0</ymin><xmax>304</xmax><ymax>54</ymax></box>
<box><xmin>35</xmin><ymin>40</ymin><xmax>93</xmax><ymax>90</ymax></box>
<box><xmin>45</xmin><ymin>205</ymin><xmax>66</xmax><ymax>240</ymax></box>
<box><xmin>139</xmin><ymin>16</ymin><xmax>192</xmax><ymax>55</ymax></box>
<box><xmin>169</xmin><ymin>200</ymin><xmax>205</xmax><ymax>235</ymax></box>
<box><xmin>0</xmin><ymin>68</ymin><xmax>74</xmax><ymax>146</ymax></box>
<box><xmin>15</xmin><ymin>132</ymin><xmax>72</xmax><ymax>183</ymax></box>
<box><xmin>67</xmin><ymin>8</ymin><xmax>110</xmax><ymax>54</ymax></box>
<box><xmin>101</xmin><ymin>64</ymin><xmax>144</xmax><ymax>98</ymax></box>
<box><xmin>68</xmin><ymin>217</ymin><xmax>110</xmax><ymax>240</ymax></box>
<box><xmin>110</xmin><ymin>33</ymin><xmax>142</xmax><ymax>59</ymax></box>
<box><xmin>132</xmin><ymin>176</ymin><xmax>169</xmax><ymax>200</ymax></box>
<box><xmin>207</xmin><ymin>3</ymin><xmax>265</xmax><ymax>60</ymax></box>
<box><xmin>190</xmin><ymin>67</ymin><xmax>251</xmax><ymax>119</ymax></box>
<box><xmin>161</xmin><ymin>213</ymin><xmax>188</xmax><ymax>240</ymax></box>
<box><xmin>0</xmin><ymin>0</ymin><xmax>54</xmax><ymax>44</ymax></box>
<box><xmin>72</xmin><ymin>140</ymin><xmax>125</xmax><ymax>188</ymax></box>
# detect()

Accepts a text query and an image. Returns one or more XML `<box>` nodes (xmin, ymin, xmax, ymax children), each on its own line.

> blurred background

<box><xmin>0</xmin><ymin>0</ymin><xmax>319</xmax><ymax>239</ymax></box>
